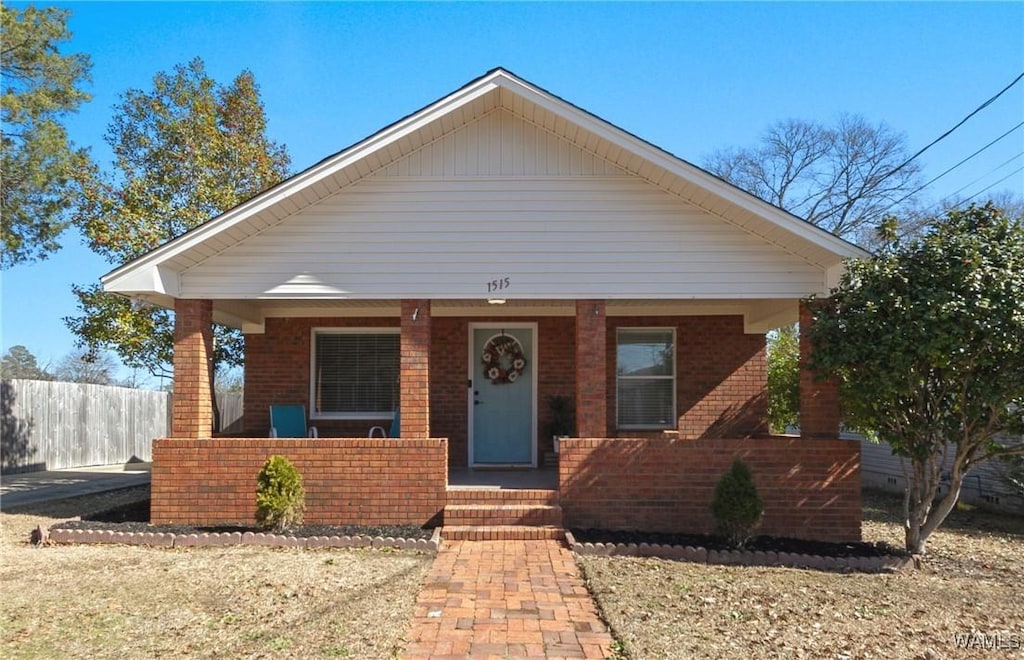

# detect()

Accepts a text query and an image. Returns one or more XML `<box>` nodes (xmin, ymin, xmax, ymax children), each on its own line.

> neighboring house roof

<box><xmin>102</xmin><ymin>68</ymin><xmax>868</xmax><ymax>332</ymax></box>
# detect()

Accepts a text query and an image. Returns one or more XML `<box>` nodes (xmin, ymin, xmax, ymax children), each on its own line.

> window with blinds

<box><xmin>312</xmin><ymin>329</ymin><xmax>399</xmax><ymax>417</ymax></box>
<box><xmin>616</xmin><ymin>328</ymin><xmax>676</xmax><ymax>429</ymax></box>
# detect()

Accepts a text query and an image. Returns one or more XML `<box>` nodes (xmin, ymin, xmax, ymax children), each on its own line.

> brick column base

<box><xmin>575</xmin><ymin>300</ymin><xmax>607</xmax><ymax>437</ymax></box>
<box><xmin>173</xmin><ymin>298</ymin><xmax>214</xmax><ymax>438</ymax></box>
<box><xmin>400</xmin><ymin>299</ymin><xmax>431</xmax><ymax>438</ymax></box>
<box><xmin>800</xmin><ymin>300</ymin><xmax>840</xmax><ymax>439</ymax></box>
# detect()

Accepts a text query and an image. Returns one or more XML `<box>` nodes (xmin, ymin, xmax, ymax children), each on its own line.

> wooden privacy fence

<box><xmin>1</xmin><ymin>379</ymin><xmax>243</xmax><ymax>474</ymax></box>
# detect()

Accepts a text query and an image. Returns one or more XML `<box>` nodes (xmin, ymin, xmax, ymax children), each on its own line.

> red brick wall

<box><xmin>576</xmin><ymin>301</ymin><xmax>608</xmax><ymax>438</ymax></box>
<box><xmin>799</xmin><ymin>301</ymin><xmax>841</xmax><ymax>439</ymax></box>
<box><xmin>559</xmin><ymin>437</ymin><xmax>861</xmax><ymax>542</ymax></box>
<box><xmin>400</xmin><ymin>300</ymin><xmax>431</xmax><ymax>437</ymax></box>
<box><xmin>606</xmin><ymin>316</ymin><xmax>767</xmax><ymax>438</ymax></box>
<box><xmin>243</xmin><ymin>317</ymin><xmax>399</xmax><ymax>436</ymax></box>
<box><xmin>173</xmin><ymin>299</ymin><xmax>214</xmax><ymax>438</ymax></box>
<box><xmin>151</xmin><ymin>437</ymin><xmax>447</xmax><ymax>526</ymax></box>
<box><xmin>242</xmin><ymin>313</ymin><xmax>766</xmax><ymax>462</ymax></box>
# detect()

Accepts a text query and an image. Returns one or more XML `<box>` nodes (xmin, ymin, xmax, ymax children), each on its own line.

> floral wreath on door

<box><xmin>481</xmin><ymin>334</ymin><xmax>527</xmax><ymax>384</ymax></box>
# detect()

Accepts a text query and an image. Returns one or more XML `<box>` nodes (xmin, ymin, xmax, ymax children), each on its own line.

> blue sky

<box><xmin>2</xmin><ymin>1</ymin><xmax>1022</xmax><ymax>384</ymax></box>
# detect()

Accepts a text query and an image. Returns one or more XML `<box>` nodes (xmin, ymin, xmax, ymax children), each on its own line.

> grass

<box><xmin>579</xmin><ymin>489</ymin><xmax>1024</xmax><ymax>659</ymax></box>
<box><xmin>0</xmin><ymin>488</ymin><xmax>432</xmax><ymax>659</ymax></box>
<box><xmin>4</xmin><ymin>486</ymin><xmax>1022</xmax><ymax>659</ymax></box>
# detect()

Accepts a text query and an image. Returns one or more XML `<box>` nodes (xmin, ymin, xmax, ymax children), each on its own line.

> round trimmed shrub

<box><xmin>256</xmin><ymin>455</ymin><xmax>305</xmax><ymax>532</ymax></box>
<box><xmin>711</xmin><ymin>458</ymin><xmax>763</xmax><ymax>548</ymax></box>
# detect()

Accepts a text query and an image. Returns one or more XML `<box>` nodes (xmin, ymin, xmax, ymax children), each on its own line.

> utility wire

<box><xmin>924</xmin><ymin>152</ymin><xmax>1024</xmax><ymax>215</ymax></box>
<box><xmin>882</xmin><ymin>71</ymin><xmax>1024</xmax><ymax>185</ymax></box>
<box><xmin>953</xmin><ymin>164</ymin><xmax>1024</xmax><ymax>209</ymax></box>
<box><xmin>883</xmin><ymin>120</ymin><xmax>1024</xmax><ymax>211</ymax></box>
<box><xmin>796</xmin><ymin>72</ymin><xmax>1024</xmax><ymax>227</ymax></box>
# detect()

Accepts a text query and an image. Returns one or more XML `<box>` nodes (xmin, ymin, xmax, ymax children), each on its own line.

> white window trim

<box><xmin>616</xmin><ymin>327</ymin><xmax>677</xmax><ymax>430</ymax></box>
<box><xmin>309</xmin><ymin>327</ymin><xmax>400</xmax><ymax>420</ymax></box>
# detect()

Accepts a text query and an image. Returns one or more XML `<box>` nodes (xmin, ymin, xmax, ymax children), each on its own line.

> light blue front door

<box><xmin>472</xmin><ymin>327</ymin><xmax>534</xmax><ymax>465</ymax></box>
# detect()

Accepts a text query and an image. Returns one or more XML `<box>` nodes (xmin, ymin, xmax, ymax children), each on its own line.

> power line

<box><xmin>797</xmin><ymin>72</ymin><xmax>1024</xmax><ymax>227</ymax></box>
<box><xmin>953</xmin><ymin>163</ymin><xmax>1024</xmax><ymax>209</ymax></box>
<box><xmin>884</xmin><ymin>120</ymin><xmax>1024</xmax><ymax>211</ymax></box>
<box><xmin>925</xmin><ymin>152</ymin><xmax>1024</xmax><ymax>215</ymax></box>
<box><xmin>949</xmin><ymin>152</ymin><xmax>1022</xmax><ymax>199</ymax></box>
<box><xmin>882</xmin><ymin>71</ymin><xmax>1024</xmax><ymax>184</ymax></box>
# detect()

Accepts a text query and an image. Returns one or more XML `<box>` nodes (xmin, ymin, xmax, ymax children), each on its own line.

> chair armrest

<box><xmin>308</xmin><ymin>426</ymin><xmax>319</xmax><ymax>438</ymax></box>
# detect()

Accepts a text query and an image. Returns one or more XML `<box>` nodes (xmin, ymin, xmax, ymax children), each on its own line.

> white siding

<box><xmin>378</xmin><ymin>109</ymin><xmax>626</xmax><ymax>178</ymax></box>
<box><xmin>858</xmin><ymin>434</ymin><xmax>1024</xmax><ymax>515</ymax></box>
<box><xmin>179</xmin><ymin>176</ymin><xmax>826</xmax><ymax>299</ymax></box>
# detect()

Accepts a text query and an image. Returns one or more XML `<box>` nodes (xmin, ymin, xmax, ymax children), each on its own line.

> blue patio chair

<box><xmin>269</xmin><ymin>404</ymin><xmax>318</xmax><ymax>438</ymax></box>
<box><xmin>368</xmin><ymin>410</ymin><xmax>400</xmax><ymax>438</ymax></box>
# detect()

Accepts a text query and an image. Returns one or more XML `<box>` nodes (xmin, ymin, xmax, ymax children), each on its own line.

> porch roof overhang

<box><xmin>149</xmin><ymin>297</ymin><xmax>801</xmax><ymax>335</ymax></box>
<box><xmin>101</xmin><ymin>68</ymin><xmax>867</xmax><ymax>332</ymax></box>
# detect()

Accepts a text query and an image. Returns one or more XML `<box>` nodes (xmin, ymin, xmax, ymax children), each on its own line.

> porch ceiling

<box><xmin>208</xmin><ymin>298</ymin><xmax>797</xmax><ymax>334</ymax></box>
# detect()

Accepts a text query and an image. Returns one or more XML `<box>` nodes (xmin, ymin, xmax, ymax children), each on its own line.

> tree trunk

<box><xmin>904</xmin><ymin>454</ymin><xmax>966</xmax><ymax>555</ymax></box>
<box><xmin>903</xmin><ymin>452</ymin><xmax>940</xmax><ymax>554</ymax></box>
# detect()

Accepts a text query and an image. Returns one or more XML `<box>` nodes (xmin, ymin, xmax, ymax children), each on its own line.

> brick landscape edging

<box><xmin>47</xmin><ymin>525</ymin><xmax>441</xmax><ymax>553</ymax></box>
<box><xmin>564</xmin><ymin>531</ymin><xmax>912</xmax><ymax>573</ymax></box>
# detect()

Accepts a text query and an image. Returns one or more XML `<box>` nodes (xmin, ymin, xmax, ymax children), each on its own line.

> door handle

<box><xmin>474</xmin><ymin>400</ymin><xmax>483</xmax><ymax>405</ymax></box>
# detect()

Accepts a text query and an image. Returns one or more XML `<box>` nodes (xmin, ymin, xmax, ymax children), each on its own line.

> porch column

<box><xmin>575</xmin><ymin>299</ymin><xmax>607</xmax><ymax>437</ymax></box>
<box><xmin>172</xmin><ymin>298</ymin><xmax>214</xmax><ymax>438</ymax></box>
<box><xmin>799</xmin><ymin>300</ymin><xmax>841</xmax><ymax>439</ymax></box>
<box><xmin>400</xmin><ymin>299</ymin><xmax>431</xmax><ymax>438</ymax></box>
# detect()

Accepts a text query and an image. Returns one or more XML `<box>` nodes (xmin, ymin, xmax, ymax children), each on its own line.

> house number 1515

<box><xmin>487</xmin><ymin>277</ymin><xmax>511</xmax><ymax>293</ymax></box>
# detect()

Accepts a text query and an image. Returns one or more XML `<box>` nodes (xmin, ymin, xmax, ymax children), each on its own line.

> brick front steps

<box><xmin>442</xmin><ymin>488</ymin><xmax>563</xmax><ymax>541</ymax></box>
<box><xmin>565</xmin><ymin>531</ymin><xmax>915</xmax><ymax>573</ymax></box>
<box><xmin>46</xmin><ymin>526</ymin><xmax>441</xmax><ymax>552</ymax></box>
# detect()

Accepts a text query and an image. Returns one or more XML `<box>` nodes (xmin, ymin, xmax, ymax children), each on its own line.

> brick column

<box><xmin>400</xmin><ymin>299</ymin><xmax>431</xmax><ymax>438</ymax></box>
<box><xmin>799</xmin><ymin>300</ymin><xmax>840</xmax><ymax>439</ymax></box>
<box><xmin>575</xmin><ymin>300</ymin><xmax>607</xmax><ymax>438</ymax></box>
<box><xmin>172</xmin><ymin>298</ymin><xmax>214</xmax><ymax>438</ymax></box>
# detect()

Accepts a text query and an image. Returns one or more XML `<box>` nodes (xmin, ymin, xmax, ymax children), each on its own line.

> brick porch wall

<box><xmin>151</xmin><ymin>437</ymin><xmax>447</xmax><ymax>527</ymax></box>
<box><xmin>559</xmin><ymin>437</ymin><xmax>861</xmax><ymax>542</ymax></box>
<box><xmin>243</xmin><ymin>317</ymin><xmax>399</xmax><ymax>437</ymax></box>
<box><xmin>606</xmin><ymin>315</ymin><xmax>767</xmax><ymax>439</ymax></box>
<box><xmin>242</xmin><ymin>314</ymin><xmax>765</xmax><ymax>463</ymax></box>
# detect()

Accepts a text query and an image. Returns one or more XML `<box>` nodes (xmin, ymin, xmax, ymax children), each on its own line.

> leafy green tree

<box><xmin>65</xmin><ymin>58</ymin><xmax>289</xmax><ymax>381</ymax></box>
<box><xmin>705</xmin><ymin>115</ymin><xmax>922</xmax><ymax>243</ymax></box>
<box><xmin>765</xmin><ymin>324</ymin><xmax>799</xmax><ymax>433</ymax></box>
<box><xmin>808</xmin><ymin>204</ymin><xmax>1024</xmax><ymax>554</ymax></box>
<box><xmin>1</xmin><ymin>345</ymin><xmax>53</xmax><ymax>380</ymax></box>
<box><xmin>1</xmin><ymin>5</ymin><xmax>92</xmax><ymax>268</ymax></box>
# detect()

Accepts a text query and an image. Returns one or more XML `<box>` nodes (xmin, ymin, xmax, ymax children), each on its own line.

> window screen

<box><xmin>313</xmin><ymin>331</ymin><xmax>399</xmax><ymax>415</ymax></box>
<box><xmin>616</xmin><ymin>328</ymin><xmax>675</xmax><ymax>428</ymax></box>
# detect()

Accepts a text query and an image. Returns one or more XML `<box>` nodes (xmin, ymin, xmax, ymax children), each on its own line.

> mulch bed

<box><xmin>52</xmin><ymin>499</ymin><xmax>435</xmax><ymax>541</ymax></box>
<box><xmin>570</xmin><ymin>528</ymin><xmax>905</xmax><ymax>558</ymax></box>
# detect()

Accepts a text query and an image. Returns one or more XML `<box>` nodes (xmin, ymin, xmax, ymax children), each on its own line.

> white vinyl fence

<box><xmin>1</xmin><ymin>379</ymin><xmax>243</xmax><ymax>473</ymax></box>
<box><xmin>857</xmin><ymin>433</ymin><xmax>1024</xmax><ymax>515</ymax></box>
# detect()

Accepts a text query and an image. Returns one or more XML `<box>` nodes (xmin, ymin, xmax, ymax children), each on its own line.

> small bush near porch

<box><xmin>580</xmin><ymin>489</ymin><xmax>1023</xmax><ymax>659</ymax></box>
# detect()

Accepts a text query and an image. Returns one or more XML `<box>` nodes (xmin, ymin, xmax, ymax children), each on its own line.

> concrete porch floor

<box><xmin>448</xmin><ymin>468</ymin><xmax>558</xmax><ymax>490</ymax></box>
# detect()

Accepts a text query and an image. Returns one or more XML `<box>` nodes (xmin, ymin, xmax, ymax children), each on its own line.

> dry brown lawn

<box><xmin>580</xmin><ymin>491</ymin><xmax>1024</xmax><ymax>659</ymax></box>
<box><xmin>0</xmin><ymin>489</ymin><xmax>432</xmax><ymax>659</ymax></box>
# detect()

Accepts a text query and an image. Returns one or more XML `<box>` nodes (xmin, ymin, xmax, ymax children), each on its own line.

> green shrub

<box><xmin>255</xmin><ymin>455</ymin><xmax>305</xmax><ymax>532</ymax></box>
<box><xmin>711</xmin><ymin>459</ymin><xmax>763</xmax><ymax>547</ymax></box>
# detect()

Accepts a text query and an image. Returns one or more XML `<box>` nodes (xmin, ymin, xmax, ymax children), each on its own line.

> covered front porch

<box><xmin>171</xmin><ymin>296</ymin><xmax>838</xmax><ymax>470</ymax></box>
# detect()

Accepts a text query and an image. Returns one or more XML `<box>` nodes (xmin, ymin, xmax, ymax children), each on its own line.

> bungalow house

<box><xmin>103</xmin><ymin>69</ymin><xmax>866</xmax><ymax>542</ymax></box>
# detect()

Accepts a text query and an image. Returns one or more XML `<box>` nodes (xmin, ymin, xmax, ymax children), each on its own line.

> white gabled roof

<box><xmin>102</xmin><ymin>67</ymin><xmax>868</xmax><ymax>301</ymax></box>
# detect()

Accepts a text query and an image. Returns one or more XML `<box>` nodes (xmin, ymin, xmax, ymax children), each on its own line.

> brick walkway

<box><xmin>403</xmin><ymin>540</ymin><xmax>616</xmax><ymax>659</ymax></box>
